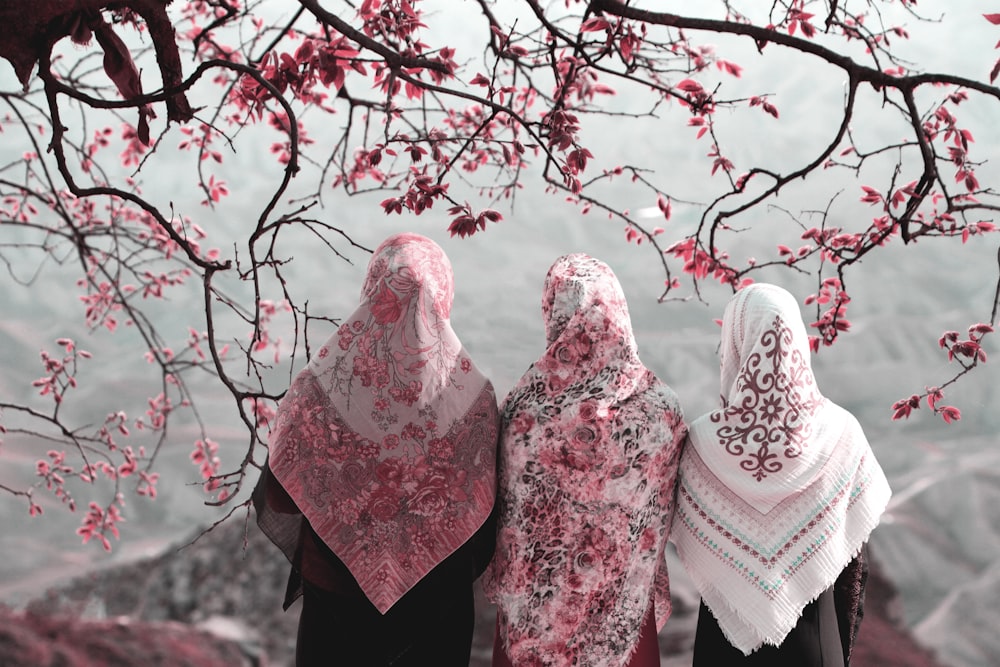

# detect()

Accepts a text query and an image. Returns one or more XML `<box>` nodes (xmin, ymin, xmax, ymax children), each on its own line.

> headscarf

<box><xmin>671</xmin><ymin>282</ymin><xmax>891</xmax><ymax>654</ymax></box>
<box><xmin>482</xmin><ymin>254</ymin><xmax>687</xmax><ymax>667</ymax></box>
<box><xmin>259</xmin><ymin>233</ymin><xmax>499</xmax><ymax>613</ymax></box>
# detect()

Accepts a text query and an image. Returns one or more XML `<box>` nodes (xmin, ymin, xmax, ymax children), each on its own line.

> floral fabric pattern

<box><xmin>267</xmin><ymin>233</ymin><xmax>499</xmax><ymax>613</ymax></box>
<box><xmin>672</xmin><ymin>283</ymin><xmax>891</xmax><ymax>654</ymax></box>
<box><xmin>483</xmin><ymin>254</ymin><xmax>687</xmax><ymax>667</ymax></box>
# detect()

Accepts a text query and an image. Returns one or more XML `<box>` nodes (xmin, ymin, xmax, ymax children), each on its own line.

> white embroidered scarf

<box><xmin>483</xmin><ymin>254</ymin><xmax>687</xmax><ymax>667</ymax></box>
<box><xmin>266</xmin><ymin>233</ymin><xmax>498</xmax><ymax>613</ymax></box>
<box><xmin>671</xmin><ymin>283</ymin><xmax>891</xmax><ymax>654</ymax></box>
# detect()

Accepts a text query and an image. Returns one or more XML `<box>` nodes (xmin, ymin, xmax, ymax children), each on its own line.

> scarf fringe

<box><xmin>675</xmin><ymin>477</ymin><xmax>890</xmax><ymax>655</ymax></box>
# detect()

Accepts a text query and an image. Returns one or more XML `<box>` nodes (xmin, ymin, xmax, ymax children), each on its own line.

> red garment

<box><xmin>491</xmin><ymin>606</ymin><xmax>661</xmax><ymax>667</ymax></box>
<box><xmin>483</xmin><ymin>254</ymin><xmax>686</xmax><ymax>667</ymax></box>
<box><xmin>263</xmin><ymin>233</ymin><xmax>499</xmax><ymax>613</ymax></box>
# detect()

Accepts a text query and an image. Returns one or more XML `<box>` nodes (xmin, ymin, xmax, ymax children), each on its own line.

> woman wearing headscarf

<box><xmin>253</xmin><ymin>233</ymin><xmax>500</xmax><ymax>666</ymax></box>
<box><xmin>671</xmin><ymin>282</ymin><xmax>892</xmax><ymax>666</ymax></box>
<box><xmin>482</xmin><ymin>253</ymin><xmax>687</xmax><ymax>667</ymax></box>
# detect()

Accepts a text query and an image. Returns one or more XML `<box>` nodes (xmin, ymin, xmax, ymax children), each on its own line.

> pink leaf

<box><xmin>716</xmin><ymin>60</ymin><xmax>743</xmax><ymax>77</ymax></box>
<box><xmin>938</xmin><ymin>405</ymin><xmax>961</xmax><ymax>424</ymax></box>
<box><xmin>657</xmin><ymin>194</ymin><xmax>673</xmax><ymax>221</ymax></box>
<box><xmin>891</xmin><ymin>395</ymin><xmax>920</xmax><ymax>420</ymax></box>
<box><xmin>580</xmin><ymin>17</ymin><xmax>612</xmax><ymax>33</ymax></box>
<box><xmin>676</xmin><ymin>79</ymin><xmax>705</xmax><ymax>94</ymax></box>
<box><xmin>859</xmin><ymin>185</ymin><xmax>883</xmax><ymax>204</ymax></box>
<box><xmin>480</xmin><ymin>209</ymin><xmax>503</xmax><ymax>223</ymax></box>
<box><xmin>984</xmin><ymin>13</ymin><xmax>1000</xmax><ymax>25</ymax></box>
<box><xmin>926</xmin><ymin>386</ymin><xmax>943</xmax><ymax>410</ymax></box>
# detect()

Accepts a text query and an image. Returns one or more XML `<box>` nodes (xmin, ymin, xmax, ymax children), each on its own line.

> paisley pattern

<box><xmin>483</xmin><ymin>254</ymin><xmax>687</xmax><ymax>667</ymax></box>
<box><xmin>266</xmin><ymin>233</ymin><xmax>499</xmax><ymax>613</ymax></box>
<box><xmin>672</xmin><ymin>283</ymin><xmax>891</xmax><ymax>654</ymax></box>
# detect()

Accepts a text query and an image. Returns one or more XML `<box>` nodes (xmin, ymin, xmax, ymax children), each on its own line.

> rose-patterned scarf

<box><xmin>262</xmin><ymin>233</ymin><xmax>499</xmax><ymax>613</ymax></box>
<box><xmin>671</xmin><ymin>283</ymin><xmax>891</xmax><ymax>654</ymax></box>
<box><xmin>482</xmin><ymin>254</ymin><xmax>687</xmax><ymax>667</ymax></box>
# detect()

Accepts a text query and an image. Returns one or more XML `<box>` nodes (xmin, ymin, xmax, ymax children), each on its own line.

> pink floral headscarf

<box><xmin>483</xmin><ymin>254</ymin><xmax>687</xmax><ymax>667</ymax></box>
<box><xmin>265</xmin><ymin>233</ymin><xmax>498</xmax><ymax>613</ymax></box>
<box><xmin>671</xmin><ymin>283</ymin><xmax>891</xmax><ymax>654</ymax></box>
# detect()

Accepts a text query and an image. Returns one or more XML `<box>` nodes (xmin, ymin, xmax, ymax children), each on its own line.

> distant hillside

<box><xmin>0</xmin><ymin>517</ymin><xmax>948</xmax><ymax>667</ymax></box>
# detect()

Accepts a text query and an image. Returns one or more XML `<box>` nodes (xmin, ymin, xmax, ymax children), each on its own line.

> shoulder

<box><xmin>459</xmin><ymin>380</ymin><xmax>501</xmax><ymax>428</ymax></box>
<box><xmin>479</xmin><ymin>378</ymin><xmax>499</xmax><ymax>405</ymax></box>
<box><xmin>499</xmin><ymin>364</ymin><xmax>544</xmax><ymax>409</ymax></box>
<box><xmin>817</xmin><ymin>399</ymin><xmax>868</xmax><ymax>439</ymax></box>
<box><xmin>822</xmin><ymin>398</ymin><xmax>860</xmax><ymax>422</ymax></box>
<box><xmin>620</xmin><ymin>376</ymin><xmax>686</xmax><ymax>440</ymax></box>
<box><xmin>637</xmin><ymin>374</ymin><xmax>684</xmax><ymax>417</ymax></box>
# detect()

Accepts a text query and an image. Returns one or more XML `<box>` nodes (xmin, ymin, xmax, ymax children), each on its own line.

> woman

<box><xmin>253</xmin><ymin>233</ymin><xmax>500</xmax><ymax>666</ymax></box>
<box><xmin>671</xmin><ymin>282</ymin><xmax>892</xmax><ymax>665</ymax></box>
<box><xmin>483</xmin><ymin>253</ymin><xmax>687</xmax><ymax>667</ymax></box>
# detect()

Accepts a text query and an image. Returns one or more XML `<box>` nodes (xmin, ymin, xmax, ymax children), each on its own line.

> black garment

<box><xmin>833</xmin><ymin>546</ymin><xmax>870</xmax><ymax>664</ymax></box>
<box><xmin>295</xmin><ymin>553</ymin><xmax>476</xmax><ymax>667</ymax></box>
<box><xmin>693</xmin><ymin>549</ymin><xmax>868</xmax><ymax>667</ymax></box>
<box><xmin>290</xmin><ymin>510</ymin><xmax>496</xmax><ymax>667</ymax></box>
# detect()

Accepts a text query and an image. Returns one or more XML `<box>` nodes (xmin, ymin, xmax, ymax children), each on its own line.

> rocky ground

<box><xmin>0</xmin><ymin>518</ymin><xmax>949</xmax><ymax>666</ymax></box>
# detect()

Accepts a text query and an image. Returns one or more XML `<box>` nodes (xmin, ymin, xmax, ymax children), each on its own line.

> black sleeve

<box><xmin>468</xmin><ymin>502</ymin><xmax>499</xmax><ymax>580</ymax></box>
<box><xmin>834</xmin><ymin>543</ymin><xmax>869</xmax><ymax>664</ymax></box>
<box><xmin>259</xmin><ymin>463</ymin><xmax>302</xmax><ymax>514</ymax></box>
